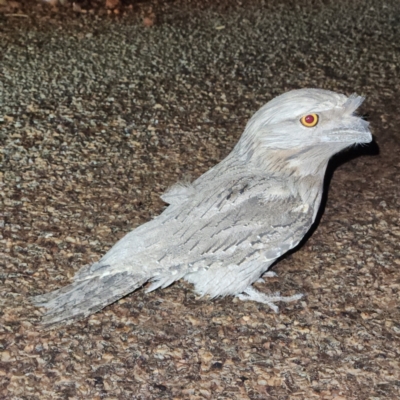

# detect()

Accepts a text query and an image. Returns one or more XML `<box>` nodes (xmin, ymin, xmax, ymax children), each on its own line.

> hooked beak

<box><xmin>329</xmin><ymin>118</ymin><xmax>372</xmax><ymax>144</ymax></box>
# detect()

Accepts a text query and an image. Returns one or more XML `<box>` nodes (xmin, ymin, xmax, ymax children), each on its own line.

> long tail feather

<box><xmin>31</xmin><ymin>270</ymin><xmax>147</xmax><ymax>327</ymax></box>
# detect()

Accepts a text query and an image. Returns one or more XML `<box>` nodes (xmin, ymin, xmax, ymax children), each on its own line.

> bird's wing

<box><xmin>75</xmin><ymin>173</ymin><xmax>312</xmax><ymax>283</ymax></box>
<box><xmin>143</xmin><ymin>173</ymin><xmax>314</xmax><ymax>294</ymax></box>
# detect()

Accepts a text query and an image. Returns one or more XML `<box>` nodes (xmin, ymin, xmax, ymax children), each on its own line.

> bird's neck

<box><xmin>233</xmin><ymin>145</ymin><xmax>332</xmax><ymax>219</ymax></box>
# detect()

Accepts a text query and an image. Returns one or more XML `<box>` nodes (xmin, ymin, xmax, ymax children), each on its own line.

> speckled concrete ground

<box><xmin>0</xmin><ymin>0</ymin><xmax>399</xmax><ymax>399</ymax></box>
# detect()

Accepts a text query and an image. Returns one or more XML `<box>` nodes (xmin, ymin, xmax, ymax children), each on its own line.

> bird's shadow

<box><xmin>270</xmin><ymin>138</ymin><xmax>379</xmax><ymax>270</ymax></box>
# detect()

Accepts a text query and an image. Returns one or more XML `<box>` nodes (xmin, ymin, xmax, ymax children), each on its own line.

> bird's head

<box><xmin>235</xmin><ymin>88</ymin><xmax>372</xmax><ymax>177</ymax></box>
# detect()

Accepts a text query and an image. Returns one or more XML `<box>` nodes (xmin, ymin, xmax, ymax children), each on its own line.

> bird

<box><xmin>31</xmin><ymin>88</ymin><xmax>372</xmax><ymax>327</ymax></box>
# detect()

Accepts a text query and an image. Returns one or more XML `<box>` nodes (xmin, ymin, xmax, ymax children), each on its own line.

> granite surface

<box><xmin>0</xmin><ymin>0</ymin><xmax>399</xmax><ymax>398</ymax></box>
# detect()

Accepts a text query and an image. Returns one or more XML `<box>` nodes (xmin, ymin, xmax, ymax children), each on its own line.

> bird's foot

<box><xmin>256</xmin><ymin>271</ymin><xmax>277</xmax><ymax>283</ymax></box>
<box><xmin>236</xmin><ymin>286</ymin><xmax>303</xmax><ymax>313</ymax></box>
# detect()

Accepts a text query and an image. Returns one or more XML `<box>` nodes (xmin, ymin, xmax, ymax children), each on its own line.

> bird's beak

<box><xmin>322</xmin><ymin>117</ymin><xmax>372</xmax><ymax>145</ymax></box>
<box><xmin>350</xmin><ymin>118</ymin><xmax>373</xmax><ymax>144</ymax></box>
<box><xmin>323</xmin><ymin>93</ymin><xmax>372</xmax><ymax>145</ymax></box>
<box><xmin>342</xmin><ymin>95</ymin><xmax>373</xmax><ymax>144</ymax></box>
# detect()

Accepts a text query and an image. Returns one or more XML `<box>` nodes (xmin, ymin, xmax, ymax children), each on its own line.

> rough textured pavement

<box><xmin>0</xmin><ymin>0</ymin><xmax>399</xmax><ymax>398</ymax></box>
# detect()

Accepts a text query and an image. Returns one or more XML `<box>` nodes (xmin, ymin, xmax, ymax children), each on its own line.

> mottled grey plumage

<box><xmin>32</xmin><ymin>88</ymin><xmax>372</xmax><ymax>326</ymax></box>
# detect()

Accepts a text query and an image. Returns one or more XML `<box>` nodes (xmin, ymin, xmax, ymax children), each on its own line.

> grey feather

<box><xmin>31</xmin><ymin>88</ymin><xmax>372</xmax><ymax>327</ymax></box>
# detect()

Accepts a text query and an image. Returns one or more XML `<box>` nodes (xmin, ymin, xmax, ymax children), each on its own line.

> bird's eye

<box><xmin>300</xmin><ymin>114</ymin><xmax>319</xmax><ymax>127</ymax></box>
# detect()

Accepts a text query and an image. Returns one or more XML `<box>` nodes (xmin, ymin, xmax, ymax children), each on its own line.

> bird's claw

<box><xmin>236</xmin><ymin>286</ymin><xmax>303</xmax><ymax>313</ymax></box>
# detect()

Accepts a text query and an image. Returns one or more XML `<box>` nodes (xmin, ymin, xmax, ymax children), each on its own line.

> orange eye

<box><xmin>300</xmin><ymin>113</ymin><xmax>319</xmax><ymax>127</ymax></box>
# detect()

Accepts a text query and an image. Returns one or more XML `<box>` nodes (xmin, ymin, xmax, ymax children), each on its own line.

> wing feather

<box><xmin>73</xmin><ymin>170</ymin><xmax>312</xmax><ymax>299</ymax></box>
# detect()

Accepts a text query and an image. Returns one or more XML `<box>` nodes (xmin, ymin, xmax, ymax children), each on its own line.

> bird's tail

<box><xmin>31</xmin><ymin>268</ymin><xmax>147</xmax><ymax>327</ymax></box>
